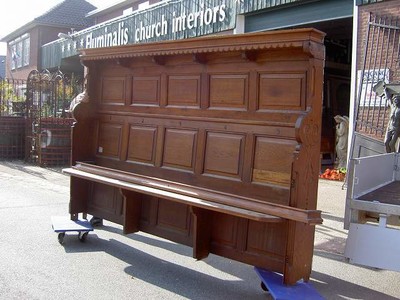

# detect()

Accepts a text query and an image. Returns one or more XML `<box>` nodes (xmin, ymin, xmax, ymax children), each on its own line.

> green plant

<box><xmin>0</xmin><ymin>81</ymin><xmax>25</xmax><ymax>102</ymax></box>
<box><xmin>0</xmin><ymin>80</ymin><xmax>27</xmax><ymax>115</ymax></box>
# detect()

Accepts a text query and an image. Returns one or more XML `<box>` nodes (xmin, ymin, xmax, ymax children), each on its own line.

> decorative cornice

<box><xmin>79</xmin><ymin>28</ymin><xmax>325</xmax><ymax>62</ymax></box>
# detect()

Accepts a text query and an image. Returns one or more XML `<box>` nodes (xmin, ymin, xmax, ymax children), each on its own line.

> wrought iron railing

<box><xmin>0</xmin><ymin>70</ymin><xmax>83</xmax><ymax>165</ymax></box>
<box><xmin>355</xmin><ymin>13</ymin><xmax>400</xmax><ymax>139</ymax></box>
<box><xmin>25</xmin><ymin>70</ymin><xmax>84</xmax><ymax>166</ymax></box>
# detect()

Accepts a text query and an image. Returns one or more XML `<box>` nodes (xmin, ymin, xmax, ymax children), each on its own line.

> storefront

<box><xmin>41</xmin><ymin>0</ymin><xmax>240</xmax><ymax>71</ymax></box>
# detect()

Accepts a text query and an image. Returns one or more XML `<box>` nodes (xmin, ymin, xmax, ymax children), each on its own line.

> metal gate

<box><xmin>353</xmin><ymin>12</ymin><xmax>400</xmax><ymax>157</ymax></box>
<box><xmin>25</xmin><ymin>70</ymin><xmax>83</xmax><ymax>166</ymax></box>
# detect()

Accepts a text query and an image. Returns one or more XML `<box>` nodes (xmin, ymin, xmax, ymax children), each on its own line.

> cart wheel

<box><xmin>90</xmin><ymin>217</ymin><xmax>103</xmax><ymax>227</ymax></box>
<box><xmin>58</xmin><ymin>232</ymin><xmax>65</xmax><ymax>244</ymax></box>
<box><xmin>79</xmin><ymin>231</ymin><xmax>88</xmax><ymax>242</ymax></box>
<box><xmin>261</xmin><ymin>281</ymin><xmax>268</xmax><ymax>292</ymax></box>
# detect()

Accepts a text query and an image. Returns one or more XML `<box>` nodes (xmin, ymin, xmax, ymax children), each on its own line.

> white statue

<box><xmin>334</xmin><ymin>115</ymin><xmax>349</xmax><ymax>169</ymax></box>
<box><xmin>67</xmin><ymin>89</ymin><xmax>89</xmax><ymax>114</ymax></box>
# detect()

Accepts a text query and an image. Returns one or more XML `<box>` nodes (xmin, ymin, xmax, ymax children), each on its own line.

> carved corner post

<box><xmin>68</xmin><ymin>108</ymin><xmax>94</xmax><ymax>219</ymax></box>
<box><xmin>69</xmin><ymin>63</ymin><xmax>97</xmax><ymax>219</ymax></box>
<box><xmin>285</xmin><ymin>142</ymin><xmax>319</xmax><ymax>285</ymax></box>
<box><xmin>70</xmin><ymin>64</ymin><xmax>96</xmax><ymax>165</ymax></box>
<box><xmin>284</xmin><ymin>121</ymin><xmax>321</xmax><ymax>284</ymax></box>
<box><xmin>69</xmin><ymin>100</ymin><xmax>93</xmax><ymax>219</ymax></box>
<box><xmin>283</xmin><ymin>52</ymin><xmax>324</xmax><ymax>284</ymax></box>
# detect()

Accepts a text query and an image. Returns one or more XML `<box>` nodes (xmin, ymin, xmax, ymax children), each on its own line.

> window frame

<box><xmin>10</xmin><ymin>33</ymin><xmax>30</xmax><ymax>70</ymax></box>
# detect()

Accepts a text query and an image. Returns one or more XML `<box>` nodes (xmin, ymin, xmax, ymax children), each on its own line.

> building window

<box><xmin>23</xmin><ymin>38</ymin><xmax>30</xmax><ymax>67</ymax></box>
<box><xmin>16</xmin><ymin>42</ymin><xmax>23</xmax><ymax>68</ymax></box>
<box><xmin>138</xmin><ymin>1</ymin><xmax>149</xmax><ymax>10</ymax></box>
<box><xmin>123</xmin><ymin>7</ymin><xmax>133</xmax><ymax>15</ymax></box>
<box><xmin>10</xmin><ymin>33</ymin><xmax>30</xmax><ymax>70</ymax></box>
<box><xmin>11</xmin><ymin>44</ymin><xmax>16</xmax><ymax>70</ymax></box>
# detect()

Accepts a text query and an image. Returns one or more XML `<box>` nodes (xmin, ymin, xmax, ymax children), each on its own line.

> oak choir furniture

<box><xmin>63</xmin><ymin>28</ymin><xmax>325</xmax><ymax>286</ymax></box>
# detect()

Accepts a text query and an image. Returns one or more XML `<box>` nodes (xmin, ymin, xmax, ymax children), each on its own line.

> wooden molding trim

<box><xmin>79</xmin><ymin>28</ymin><xmax>325</xmax><ymax>61</ymax></box>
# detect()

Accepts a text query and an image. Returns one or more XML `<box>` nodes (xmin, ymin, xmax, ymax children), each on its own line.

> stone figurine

<box><xmin>334</xmin><ymin>115</ymin><xmax>349</xmax><ymax>169</ymax></box>
<box><xmin>384</xmin><ymin>94</ymin><xmax>400</xmax><ymax>153</ymax></box>
<box><xmin>373</xmin><ymin>80</ymin><xmax>400</xmax><ymax>153</ymax></box>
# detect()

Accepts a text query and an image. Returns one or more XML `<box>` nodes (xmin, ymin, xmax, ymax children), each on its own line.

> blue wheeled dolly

<box><xmin>254</xmin><ymin>267</ymin><xmax>324</xmax><ymax>300</ymax></box>
<box><xmin>51</xmin><ymin>216</ymin><xmax>94</xmax><ymax>244</ymax></box>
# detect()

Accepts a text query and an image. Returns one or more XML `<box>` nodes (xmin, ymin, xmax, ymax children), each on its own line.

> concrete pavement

<box><xmin>0</xmin><ymin>160</ymin><xmax>399</xmax><ymax>299</ymax></box>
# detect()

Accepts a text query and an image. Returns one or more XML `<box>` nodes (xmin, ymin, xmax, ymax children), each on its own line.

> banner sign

<box><xmin>42</xmin><ymin>0</ymin><xmax>238</xmax><ymax>69</ymax></box>
<box><xmin>357</xmin><ymin>69</ymin><xmax>390</xmax><ymax>107</ymax></box>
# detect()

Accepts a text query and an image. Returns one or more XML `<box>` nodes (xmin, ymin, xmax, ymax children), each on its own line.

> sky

<box><xmin>0</xmin><ymin>0</ymin><xmax>120</xmax><ymax>55</ymax></box>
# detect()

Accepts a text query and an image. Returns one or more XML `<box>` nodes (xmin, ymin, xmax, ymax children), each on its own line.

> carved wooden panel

<box><xmin>252</xmin><ymin>137</ymin><xmax>296</xmax><ymax>188</ymax></box>
<box><xmin>162</xmin><ymin>128</ymin><xmax>197</xmax><ymax>171</ymax></box>
<box><xmin>157</xmin><ymin>198</ymin><xmax>191</xmax><ymax>235</ymax></box>
<box><xmin>138</xmin><ymin>195</ymin><xmax>192</xmax><ymax>246</ymax></box>
<box><xmin>101</xmin><ymin>77</ymin><xmax>126</xmax><ymax>105</ymax></box>
<box><xmin>89</xmin><ymin>182</ymin><xmax>115</xmax><ymax>213</ymax></box>
<box><xmin>210</xmin><ymin>213</ymin><xmax>239</xmax><ymax>249</ymax></box>
<box><xmin>139</xmin><ymin>194</ymin><xmax>157</xmax><ymax>227</ymax></box>
<box><xmin>203</xmin><ymin>132</ymin><xmax>244</xmax><ymax>179</ymax></box>
<box><xmin>245</xmin><ymin>220</ymin><xmax>287</xmax><ymax>257</ymax></box>
<box><xmin>167</xmin><ymin>75</ymin><xmax>201</xmax><ymax>107</ymax></box>
<box><xmin>258</xmin><ymin>72</ymin><xmax>306</xmax><ymax>110</ymax></box>
<box><xmin>209</xmin><ymin>74</ymin><xmax>248</xmax><ymax>110</ymax></box>
<box><xmin>131</xmin><ymin>76</ymin><xmax>160</xmax><ymax>106</ymax></box>
<box><xmin>97</xmin><ymin>122</ymin><xmax>123</xmax><ymax>158</ymax></box>
<box><xmin>127</xmin><ymin>125</ymin><xmax>157</xmax><ymax>165</ymax></box>
<box><xmin>88</xmin><ymin>183</ymin><xmax>123</xmax><ymax>223</ymax></box>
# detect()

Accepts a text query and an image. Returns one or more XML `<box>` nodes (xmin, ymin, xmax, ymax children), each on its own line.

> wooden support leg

<box><xmin>283</xmin><ymin>221</ymin><xmax>315</xmax><ymax>285</ymax></box>
<box><xmin>191</xmin><ymin>207</ymin><xmax>212</xmax><ymax>260</ymax></box>
<box><xmin>120</xmin><ymin>189</ymin><xmax>142</xmax><ymax>234</ymax></box>
<box><xmin>69</xmin><ymin>177</ymin><xmax>90</xmax><ymax>220</ymax></box>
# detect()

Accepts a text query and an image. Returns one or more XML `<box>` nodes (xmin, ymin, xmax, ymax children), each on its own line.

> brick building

<box><xmin>0</xmin><ymin>0</ymin><xmax>96</xmax><ymax>79</ymax></box>
<box><xmin>352</xmin><ymin>0</ymin><xmax>400</xmax><ymax>157</ymax></box>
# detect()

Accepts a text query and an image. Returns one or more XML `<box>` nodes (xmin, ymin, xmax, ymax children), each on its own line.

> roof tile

<box><xmin>35</xmin><ymin>0</ymin><xmax>97</xmax><ymax>28</ymax></box>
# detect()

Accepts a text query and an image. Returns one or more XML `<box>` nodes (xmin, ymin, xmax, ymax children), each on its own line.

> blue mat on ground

<box><xmin>254</xmin><ymin>267</ymin><xmax>324</xmax><ymax>300</ymax></box>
